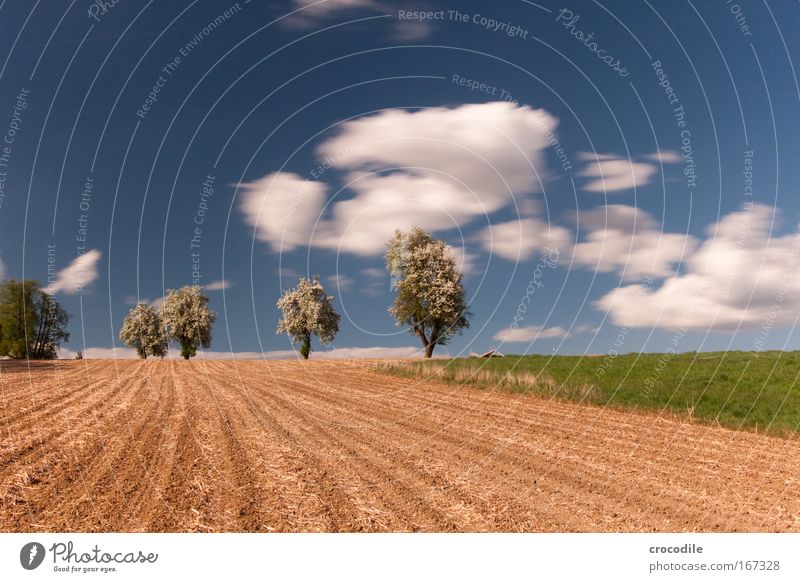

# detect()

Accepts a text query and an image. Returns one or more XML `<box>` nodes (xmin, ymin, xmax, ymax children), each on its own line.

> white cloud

<box><xmin>124</xmin><ymin>295</ymin><xmax>164</xmax><ymax>307</ymax></box>
<box><xmin>48</xmin><ymin>249</ymin><xmax>102</xmax><ymax>294</ymax></box>
<box><xmin>360</xmin><ymin>267</ymin><xmax>385</xmax><ymax>279</ymax></box>
<box><xmin>392</xmin><ymin>18</ymin><xmax>435</xmax><ymax>41</ymax></box>
<box><xmin>578</xmin><ymin>151</ymin><xmax>679</xmax><ymax>192</ymax></box>
<box><xmin>318</xmin><ymin>102</ymin><xmax>557</xmax><ymax>203</ymax></box>
<box><xmin>125</xmin><ymin>283</ymin><xmax>226</xmax><ymax>307</ymax></box>
<box><xmin>571</xmin><ymin>323</ymin><xmax>600</xmax><ymax>334</ymax></box>
<box><xmin>311</xmin><ymin>172</ymin><xmax>486</xmax><ymax>255</ymax></box>
<box><xmin>482</xmin><ymin>217</ymin><xmax>572</xmax><ymax>261</ymax></box>
<box><xmin>359</xmin><ymin>267</ymin><xmax>387</xmax><ymax>296</ymax></box>
<box><xmin>278</xmin><ymin>267</ymin><xmax>301</xmax><ymax>280</ymax></box>
<box><xmin>298</xmin><ymin>102</ymin><xmax>558</xmax><ymax>255</ymax></box>
<box><xmin>239</xmin><ymin>172</ymin><xmax>327</xmax><ymax>252</ymax></box>
<box><xmin>310</xmin><ymin>346</ymin><xmax>427</xmax><ymax>359</ymax></box>
<box><xmin>326</xmin><ymin>273</ymin><xmax>355</xmax><ymax>292</ymax></box>
<box><xmin>204</xmin><ymin>279</ymin><xmax>232</xmax><ymax>291</ymax></box>
<box><xmin>595</xmin><ymin>204</ymin><xmax>800</xmax><ymax>330</ymax></box>
<box><xmin>290</xmin><ymin>0</ymin><xmax>380</xmax><ymax>21</ymax></box>
<box><xmin>0</xmin><ymin>257</ymin><xmax>5</xmax><ymax>279</ymax></box>
<box><xmin>243</xmin><ymin>103</ymin><xmax>562</xmax><ymax>258</ymax></box>
<box><xmin>493</xmin><ymin>325</ymin><xmax>567</xmax><ymax>343</ymax></box>
<box><xmin>572</xmin><ymin>204</ymin><xmax>695</xmax><ymax>280</ymax></box>
<box><xmin>286</xmin><ymin>0</ymin><xmax>436</xmax><ymax>40</ymax></box>
<box><xmin>643</xmin><ymin>150</ymin><xmax>682</xmax><ymax>164</ymax></box>
<box><xmin>449</xmin><ymin>246</ymin><xmax>481</xmax><ymax>277</ymax></box>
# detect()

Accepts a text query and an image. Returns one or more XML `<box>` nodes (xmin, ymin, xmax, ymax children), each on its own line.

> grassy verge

<box><xmin>376</xmin><ymin>351</ymin><xmax>800</xmax><ymax>435</ymax></box>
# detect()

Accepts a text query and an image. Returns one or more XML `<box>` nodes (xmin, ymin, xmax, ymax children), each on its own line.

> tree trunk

<box><xmin>32</xmin><ymin>303</ymin><xmax>46</xmax><ymax>359</ymax></box>
<box><xmin>415</xmin><ymin>325</ymin><xmax>430</xmax><ymax>353</ymax></box>
<box><xmin>34</xmin><ymin>309</ymin><xmax>53</xmax><ymax>360</ymax></box>
<box><xmin>300</xmin><ymin>334</ymin><xmax>311</xmax><ymax>359</ymax></box>
<box><xmin>423</xmin><ymin>325</ymin><xmax>440</xmax><ymax>359</ymax></box>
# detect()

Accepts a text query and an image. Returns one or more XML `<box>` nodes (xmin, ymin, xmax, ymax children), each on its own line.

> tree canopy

<box><xmin>160</xmin><ymin>285</ymin><xmax>216</xmax><ymax>359</ymax></box>
<box><xmin>119</xmin><ymin>303</ymin><xmax>168</xmax><ymax>359</ymax></box>
<box><xmin>386</xmin><ymin>227</ymin><xmax>470</xmax><ymax>358</ymax></box>
<box><xmin>0</xmin><ymin>279</ymin><xmax>70</xmax><ymax>359</ymax></box>
<box><xmin>276</xmin><ymin>276</ymin><xmax>340</xmax><ymax>359</ymax></box>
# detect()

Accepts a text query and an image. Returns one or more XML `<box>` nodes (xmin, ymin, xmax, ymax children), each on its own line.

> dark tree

<box><xmin>0</xmin><ymin>279</ymin><xmax>71</xmax><ymax>359</ymax></box>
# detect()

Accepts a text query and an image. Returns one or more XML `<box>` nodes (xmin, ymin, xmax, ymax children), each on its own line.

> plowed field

<box><xmin>1</xmin><ymin>359</ymin><xmax>798</xmax><ymax>532</ymax></box>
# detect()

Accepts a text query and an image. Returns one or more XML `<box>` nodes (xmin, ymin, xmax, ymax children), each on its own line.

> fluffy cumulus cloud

<box><xmin>311</xmin><ymin>172</ymin><xmax>486</xmax><ymax>255</ymax></box>
<box><xmin>493</xmin><ymin>325</ymin><xmax>567</xmax><ymax>343</ymax></box>
<box><xmin>572</xmin><ymin>204</ymin><xmax>695</xmax><ymax>280</ymax></box>
<box><xmin>288</xmin><ymin>102</ymin><xmax>557</xmax><ymax>256</ymax></box>
<box><xmin>596</xmin><ymin>204</ymin><xmax>800</xmax><ymax>330</ymax></box>
<box><xmin>238</xmin><ymin>172</ymin><xmax>327</xmax><ymax>252</ymax></box>
<box><xmin>246</xmin><ymin>102</ymin><xmax>560</xmax><ymax>257</ymax></box>
<box><xmin>317</xmin><ymin>102</ymin><xmax>557</xmax><ymax>204</ymax></box>
<box><xmin>48</xmin><ymin>249</ymin><xmax>102</xmax><ymax>294</ymax></box>
<box><xmin>578</xmin><ymin>151</ymin><xmax>679</xmax><ymax>192</ymax></box>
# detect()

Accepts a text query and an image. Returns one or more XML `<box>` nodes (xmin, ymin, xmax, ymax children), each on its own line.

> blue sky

<box><xmin>1</xmin><ymin>0</ymin><xmax>800</xmax><ymax>358</ymax></box>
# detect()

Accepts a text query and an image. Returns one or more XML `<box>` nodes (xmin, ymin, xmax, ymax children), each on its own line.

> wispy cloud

<box><xmin>360</xmin><ymin>267</ymin><xmax>387</xmax><ymax>296</ymax></box>
<box><xmin>124</xmin><ymin>294</ymin><xmax>166</xmax><ymax>308</ymax></box>
<box><xmin>48</xmin><ymin>249</ymin><xmax>102</xmax><ymax>294</ymax></box>
<box><xmin>643</xmin><ymin>150</ymin><xmax>682</xmax><ymax>164</ymax></box>
<box><xmin>285</xmin><ymin>0</ymin><xmax>437</xmax><ymax>40</ymax></box>
<box><xmin>392</xmin><ymin>18</ymin><xmax>435</xmax><ymax>41</ymax></box>
<box><xmin>204</xmin><ymin>279</ymin><xmax>232</xmax><ymax>291</ymax></box>
<box><xmin>326</xmin><ymin>273</ymin><xmax>355</xmax><ymax>292</ymax></box>
<box><xmin>493</xmin><ymin>325</ymin><xmax>567</xmax><ymax>343</ymax></box>
<box><xmin>578</xmin><ymin>151</ymin><xmax>680</xmax><ymax>192</ymax></box>
<box><xmin>289</xmin><ymin>0</ymin><xmax>381</xmax><ymax>24</ymax></box>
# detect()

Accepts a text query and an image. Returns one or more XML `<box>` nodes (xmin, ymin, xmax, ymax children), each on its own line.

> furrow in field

<box><xmin>0</xmin><ymin>362</ymin><xmax>151</xmax><ymax>531</ymax></box>
<box><xmin>1</xmin><ymin>360</ymin><xmax>798</xmax><ymax>532</ymax></box>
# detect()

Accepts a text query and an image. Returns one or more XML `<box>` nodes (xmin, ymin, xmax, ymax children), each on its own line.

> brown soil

<box><xmin>1</xmin><ymin>359</ymin><xmax>798</xmax><ymax>532</ymax></box>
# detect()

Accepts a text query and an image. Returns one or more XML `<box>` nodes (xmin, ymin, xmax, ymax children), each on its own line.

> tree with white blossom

<box><xmin>386</xmin><ymin>227</ymin><xmax>470</xmax><ymax>358</ymax></box>
<box><xmin>160</xmin><ymin>285</ymin><xmax>216</xmax><ymax>359</ymax></box>
<box><xmin>119</xmin><ymin>303</ymin><xmax>168</xmax><ymax>359</ymax></box>
<box><xmin>276</xmin><ymin>276</ymin><xmax>340</xmax><ymax>359</ymax></box>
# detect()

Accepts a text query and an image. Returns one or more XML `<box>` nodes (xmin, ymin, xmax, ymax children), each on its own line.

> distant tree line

<box><xmin>276</xmin><ymin>227</ymin><xmax>469</xmax><ymax>359</ymax></box>
<box><xmin>1</xmin><ymin>228</ymin><xmax>469</xmax><ymax>361</ymax></box>
<box><xmin>119</xmin><ymin>285</ymin><xmax>216</xmax><ymax>359</ymax></box>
